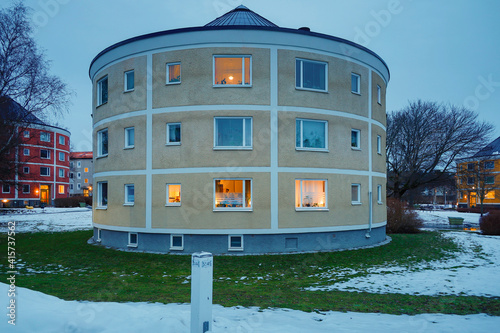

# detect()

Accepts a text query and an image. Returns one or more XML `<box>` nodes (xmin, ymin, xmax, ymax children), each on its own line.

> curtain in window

<box><xmin>296</xmin><ymin>180</ymin><xmax>325</xmax><ymax>208</ymax></box>
<box><xmin>216</xmin><ymin>119</ymin><xmax>243</xmax><ymax>146</ymax></box>
<box><xmin>303</xmin><ymin>61</ymin><xmax>325</xmax><ymax>90</ymax></box>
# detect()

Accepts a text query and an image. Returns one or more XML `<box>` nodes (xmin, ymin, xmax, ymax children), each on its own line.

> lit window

<box><xmin>214</xmin><ymin>117</ymin><xmax>252</xmax><ymax>149</ymax></box>
<box><xmin>23</xmin><ymin>148</ymin><xmax>30</xmax><ymax>156</ymax></box>
<box><xmin>124</xmin><ymin>184</ymin><xmax>134</xmax><ymax>205</ymax></box>
<box><xmin>58</xmin><ymin>185</ymin><xmax>65</xmax><ymax>194</ymax></box>
<box><xmin>485</xmin><ymin>176</ymin><xmax>495</xmax><ymax>185</ymax></box>
<box><xmin>23</xmin><ymin>167</ymin><xmax>29</xmax><ymax>174</ymax></box>
<box><xmin>84</xmin><ymin>167</ymin><xmax>89</xmax><ymax>173</ymax></box>
<box><xmin>214</xmin><ymin>179</ymin><xmax>252</xmax><ymax>211</ymax></box>
<box><xmin>166</xmin><ymin>184</ymin><xmax>181</xmax><ymax>206</ymax></box>
<box><xmin>351</xmin><ymin>129</ymin><xmax>361</xmax><ymax>149</ymax></box>
<box><xmin>41</xmin><ymin>149</ymin><xmax>50</xmax><ymax>159</ymax></box>
<box><xmin>97</xmin><ymin>76</ymin><xmax>108</xmax><ymax>106</ymax></box>
<box><xmin>59</xmin><ymin>152</ymin><xmax>65</xmax><ymax>161</ymax></box>
<box><xmin>295</xmin><ymin>58</ymin><xmax>327</xmax><ymax>92</ymax></box>
<box><xmin>59</xmin><ymin>169</ymin><xmax>64</xmax><ymax>177</ymax></box>
<box><xmin>84</xmin><ymin>178</ymin><xmax>88</xmax><ymax>184</ymax></box>
<box><xmin>2</xmin><ymin>184</ymin><xmax>10</xmax><ymax>193</ymax></box>
<box><xmin>351</xmin><ymin>184</ymin><xmax>361</xmax><ymax>204</ymax></box>
<box><xmin>295</xmin><ymin>119</ymin><xmax>327</xmax><ymax>150</ymax></box>
<box><xmin>485</xmin><ymin>161</ymin><xmax>495</xmax><ymax>169</ymax></box>
<box><xmin>295</xmin><ymin>179</ymin><xmax>327</xmax><ymax>210</ymax></box>
<box><xmin>59</xmin><ymin>136</ymin><xmax>65</xmax><ymax>145</ymax></box>
<box><xmin>124</xmin><ymin>70</ymin><xmax>134</xmax><ymax>92</ymax></box>
<box><xmin>213</xmin><ymin>56</ymin><xmax>251</xmax><ymax>86</ymax></box>
<box><xmin>377</xmin><ymin>185</ymin><xmax>383</xmax><ymax>204</ymax></box>
<box><xmin>351</xmin><ymin>73</ymin><xmax>360</xmax><ymax>94</ymax></box>
<box><xmin>40</xmin><ymin>167</ymin><xmax>50</xmax><ymax>176</ymax></box>
<box><xmin>170</xmin><ymin>234</ymin><xmax>184</xmax><ymax>250</ymax></box>
<box><xmin>24</xmin><ymin>131</ymin><xmax>29</xmax><ymax>138</ymax></box>
<box><xmin>97</xmin><ymin>182</ymin><xmax>108</xmax><ymax>208</ymax></box>
<box><xmin>128</xmin><ymin>233</ymin><xmax>138</xmax><ymax>247</ymax></box>
<box><xmin>40</xmin><ymin>132</ymin><xmax>51</xmax><ymax>142</ymax></box>
<box><xmin>377</xmin><ymin>85</ymin><xmax>382</xmax><ymax>104</ymax></box>
<box><xmin>377</xmin><ymin>135</ymin><xmax>382</xmax><ymax>154</ymax></box>
<box><xmin>166</xmin><ymin>123</ymin><xmax>181</xmax><ymax>145</ymax></box>
<box><xmin>166</xmin><ymin>62</ymin><xmax>181</xmax><ymax>84</ymax></box>
<box><xmin>97</xmin><ymin>129</ymin><xmax>108</xmax><ymax>157</ymax></box>
<box><xmin>124</xmin><ymin>127</ymin><xmax>135</xmax><ymax>148</ymax></box>
<box><xmin>485</xmin><ymin>190</ymin><xmax>495</xmax><ymax>199</ymax></box>
<box><xmin>23</xmin><ymin>185</ymin><xmax>30</xmax><ymax>193</ymax></box>
<box><xmin>228</xmin><ymin>235</ymin><xmax>243</xmax><ymax>251</ymax></box>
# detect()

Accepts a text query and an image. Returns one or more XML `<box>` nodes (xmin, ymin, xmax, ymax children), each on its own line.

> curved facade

<box><xmin>89</xmin><ymin>6</ymin><xmax>389</xmax><ymax>254</ymax></box>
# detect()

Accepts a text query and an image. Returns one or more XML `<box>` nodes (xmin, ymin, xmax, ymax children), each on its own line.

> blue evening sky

<box><xmin>4</xmin><ymin>0</ymin><xmax>500</xmax><ymax>150</ymax></box>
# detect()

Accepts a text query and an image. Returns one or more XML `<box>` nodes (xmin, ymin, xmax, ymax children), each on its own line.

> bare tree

<box><xmin>386</xmin><ymin>100</ymin><xmax>494</xmax><ymax>200</ymax></box>
<box><xmin>0</xmin><ymin>2</ymin><xmax>70</xmax><ymax>184</ymax></box>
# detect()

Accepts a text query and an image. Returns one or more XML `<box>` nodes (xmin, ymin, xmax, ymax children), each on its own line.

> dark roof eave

<box><xmin>89</xmin><ymin>25</ymin><xmax>390</xmax><ymax>82</ymax></box>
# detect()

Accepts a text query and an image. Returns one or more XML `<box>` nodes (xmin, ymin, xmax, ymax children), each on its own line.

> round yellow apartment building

<box><xmin>89</xmin><ymin>6</ymin><xmax>389</xmax><ymax>254</ymax></box>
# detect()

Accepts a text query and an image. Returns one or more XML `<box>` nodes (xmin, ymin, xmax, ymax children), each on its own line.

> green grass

<box><xmin>1</xmin><ymin>230</ymin><xmax>499</xmax><ymax>315</ymax></box>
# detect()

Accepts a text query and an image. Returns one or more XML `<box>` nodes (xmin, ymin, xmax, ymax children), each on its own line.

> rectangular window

<box><xmin>485</xmin><ymin>161</ymin><xmax>495</xmax><ymax>169</ymax></box>
<box><xmin>97</xmin><ymin>76</ymin><xmax>108</xmax><ymax>106</ymax></box>
<box><xmin>166</xmin><ymin>184</ymin><xmax>181</xmax><ymax>206</ymax></box>
<box><xmin>84</xmin><ymin>167</ymin><xmax>88</xmax><ymax>173</ymax></box>
<box><xmin>228</xmin><ymin>235</ymin><xmax>244</xmax><ymax>251</ymax></box>
<box><xmin>40</xmin><ymin>149</ymin><xmax>50</xmax><ymax>159</ymax></box>
<box><xmin>40</xmin><ymin>167</ymin><xmax>50</xmax><ymax>176</ymax></box>
<box><xmin>124</xmin><ymin>70</ymin><xmax>134</xmax><ymax>91</ymax></box>
<box><xmin>214</xmin><ymin>179</ymin><xmax>252</xmax><ymax>211</ymax></box>
<box><xmin>377</xmin><ymin>135</ymin><xmax>382</xmax><ymax>154</ymax></box>
<box><xmin>351</xmin><ymin>73</ymin><xmax>360</xmax><ymax>94</ymax></box>
<box><xmin>77</xmin><ymin>172</ymin><xmax>81</xmax><ymax>179</ymax></box>
<box><xmin>84</xmin><ymin>178</ymin><xmax>88</xmax><ymax>183</ymax></box>
<box><xmin>59</xmin><ymin>152</ymin><xmax>65</xmax><ymax>161</ymax></box>
<box><xmin>58</xmin><ymin>185</ymin><xmax>65</xmax><ymax>194</ymax></box>
<box><xmin>166</xmin><ymin>62</ymin><xmax>181</xmax><ymax>84</ymax></box>
<box><xmin>59</xmin><ymin>136</ymin><xmax>65</xmax><ymax>145</ymax></box>
<box><xmin>485</xmin><ymin>190</ymin><xmax>495</xmax><ymax>199</ymax></box>
<box><xmin>23</xmin><ymin>167</ymin><xmax>29</xmax><ymax>174</ymax></box>
<box><xmin>2</xmin><ymin>184</ymin><xmax>10</xmax><ymax>193</ymax></box>
<box><xmin>128</xmin><ymin>233</ymin><xmax>138</xmax><ymax>247</ymax></box>
<box><xmin>124</xmin><ymin>184</ymin><xmax>134</xmax><ymax>205</ymax></box>
<box><xmin>70</xmin><ymin>161</ymin><xmax>74</xmax><ymax>168</ymax></box>
<box><xmin>377</xmin><ymin>85</ymin><xmax>382</xmax><ymax>104</ymax></box>
<box><xmin>295</xmin><ymin>179</ymin><xmax>327</xmax><ymax>210</ymax></box>
<box><xmin>485</xmin><ymin>176</ymin><xmax>495</xmax><ymax>185</ymax></box>
<box><xmin>97</xmin><ymin>182</ymin><xmax>108</xmax><ymax>208</ymax></box>
<box><xmin>97</xmin><ymin>129</ymin><xmax>108</xmax><ymax>157</ymax></box>
<box><xmin>467</xmin><ymin>177</ymin><xmax>475</xmax><ymax>185</ymax></box>
<box><xmin>170</xmin><ymin>234</ymin><xmax>184</xmax><ymax>250</ymax></box>
<box><xmin>351</xmin><ymin>129</ymin><xmax>361</xmax><ymax>149</ymax></box>
<box><xmin>377</xmin><ymin>184</ymin><xmax>383</xmax><ymax>204</ymax></box>
<box><xmin>23</xmin><ymin>148</ymin><xmax>30</xmax><ymax>156</ymax></box>
<box><xmin>40</xmin><ymin>132</ymin><xmax>51</xmax><ymax>142</ymax></box>
<box><xmin>124</xmin><ymin>127</ymin><xmax>135</xmax><ymax>148</ymax></box>
<box><xmin>24</xmin><ymin>131</ymin><xmax>30</xmax><ymax>138</ymax></box>
<box><xmin>214</xmin><ymin>117</ymin><xmax>252</xmax><ymax>149</ymax></box>
<box><xmin>70</xmin><ymin>184</ymin><xmax>74</xmax><ymax>190</ymax></box>
<box><xmin>295</xmin><ymin>119</ymin><xmax>328</xmax><ymax>151</ymax></box>
<box><xmin>351</xmin><ymin>184</ymin><xmax>361</xmax><ymax>204</ymax></box>
<box><xmin>295</xmin><ymin>58</ymin><xmax>327</xmax><ymax>92</ymax></box>
<box><xmin>70</xmin><ymin>172</ymin><xmax>74</xmax><ymax>179</ymax></box>
<box><xmin>22</xmin><ymin>184</ymin><xmax>30</xmax><ymax>194</ymax></box>
<box><xmin>467</xmin><ymin>163</ymin><xmax>475</xmax><ymax>171</ymax></box>
<box><xmin>77</xmin><ymin>183</ymin><xmax>81</xmax><ymax>190</ymax></box>
<box><xmin>166</xmin><ymin>123</ymin><xmax>181</xmax><ymax>145</ymax></box>
<box><xmin>213</xmin><ymin>56</ymin><xmax>251</xmax><ymax>86</ymax></box>
<box><xmin>59</xmin><ymin>168</ymin><xmax>65</xmax><ymax>177</ymax></box>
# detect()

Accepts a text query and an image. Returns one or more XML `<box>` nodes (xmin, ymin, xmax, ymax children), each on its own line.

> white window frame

<box><xmin>97</xmin><ymin>76</ymin><xmax>108</xmax><ymax>106</ymax></box>
<box><xmin>213</xmin><ymin>117</ymin><xmax>252</xmax><ymax>150</ymax></box>
<box><xmin>295</xmin><ymin>179</ymin><xmax>328</xmax><ymax>211</ymax></box>
<box><xmin>295</xmin><ymin>58</ymin><xmax>328</xmax><ymax>92</ymax></box>
<box><xmin>351</xmin><ymin>73</ymin><xmax>361</xmax><ymax>94</ymax></box>
<box><xmin>124</xmin><ymin>184</ymin><xmax>135</xmax><ymax>205</ymax></box>
<box><xmin>40</xmin><ymin>149</ymin><xmax>50</xmax><ymax>159</ymax></box>
<box><xmin>295</xmin><ymin>118</ymin><xmax>328</xmax><ymax>151</ymax></box>
<box><xmin>22</xmin><ymin>184</ymin><xmax>30</xmax><ymax>194</ymax></box>
<box><xmin>128</xmin><ymin>232</ymin><xmax>138</xmax><ymax>247</ymax></box>
<box><xmin>124</xmin><ymin>70</ymin><xmax>134</xmax><ymax>92</ymax></box>
<box><xmin>124</xmin><ymin>127</ymin><xmax>135</xmax><ymax>149</ymax></box>
<box><xmin>59</xmin><ymin>136</ymin><xmax>65</xmax><ymax>145</ymax></box>
<box><xmin>166</xmin><ymin>123</ymin><xmax>181</xmax><ymax>146</ymax></box>
<box><xmin>351</xmin><ymin>129</ymin><xmax>361</xmax><ymax>150</ymax></box>
<box><xmin>97</xmin><ymin>181</ymin><xmax>108</xmax><ymax>209</ymax></box>
<box><xmin>58</xmin><ymin>168</ymin><xmax>65</xmax><ymax>178</ymax></box>
<box><xmin>77</xmin><ymin>172</ymin><xmax>81</xmax><ymax>179</ymax></box>
<box><xmin>377</xmin><ymin>185</ymin><xmax>383</xmax><ymax>204</ymax></box>
<box><xmin>40</xmin><ymin>132</ymin><xmax>51</xmax><ymax>142</ymax></box>
<box><xmin>40</xmin><ymin>167</ymin><xmax>50</xmax><ymax>176</ymax></box>
<box><xmin>351</xmin><ymin>184</ymin><xmax>362</xmax><ymax>205</ymax></box>
<box><xmin>77</xmin><ymin>161</ymin><xmax>81</xmax><ymax>168</ymax></box>
<box><xmin>377</xmin><ymin>85</ymin><xmax>382</xmax><ymax>104</ymax></box>
<box><xmin>59</xmin><ymin>152</ymin><xmax>65</xmax><ymax>161</ymax></box>
<box><xmin>213</xmin><ymin>178</ymin><xmax>253</xmax><ymax>211</ymax></box>
<box><xmin>228</xmin><ymin>235</ymin><xmax>244</xmax><ymax>251</ymax></box>
<box><xmin>166</xmin><ymin>183</ymin><xmax>181</xmax><ymax>206</ymax></box>
<box><xmin>23</xmin><ymin>167</ymin><xmax>29</xmax><ymax>174</ymax></box>
<box><xmin>97</xmin><ymin>128</ymin><xmax>108</xmax><ymax>157</ymax></box>
<box><xmin>77</xmin><ymin>183</ymin><xmax>81</xmax><ymax>190</ymax></box>
<box><xmin>377</xmin><ymin>135</ymin><xmax>382</xmax><ymax>155</ymax></box>
<box><xmin>166</xmin><ymin>62</ymin><xmax>181</xmax><ymax>85</ymax></box>
<box><xmin>170</xmin><ymin>234</ymin><xmax>184</xmax><ymax>250</ymax></box>
<box><xmin>23</xmin><ymin>131</ymin><xmax>30</xmax><ymax>138</ymax></box>
<box><xmin>213</xmin><ymin>55</ymin><xmax>252</xmax><ymax>87</ymax></box>
<box><xmin>23</xmin><ymin>148</ymin><xmax>30</xmax><ymax>156</ymax></box>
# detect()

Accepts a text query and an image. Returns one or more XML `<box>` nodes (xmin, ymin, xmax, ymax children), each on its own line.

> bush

<box><xmin>54</xmin><ymin>196</ymin><xmax>92</xmax><ymax>207</ymax></box>
<box><xmin>386</xmin><ymin>198</ymin><xmax>423</xmax><ymax>234</ymax></box>
<box><xmin>480</xmin><ymin>211</ymin><xmax>500</xmax><ymax>235</ymax></box>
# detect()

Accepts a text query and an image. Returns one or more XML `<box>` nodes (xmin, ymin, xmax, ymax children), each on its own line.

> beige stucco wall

<box><xmin>92</xmin><ymin>56</ymin><xmax>147</xmax><ymax>124</ymax></box>
<box><xmin>93</xmin><ymin>175</ymin><xmax>146</xmax><ymax>228</ymax></box>
<box><xmin>373</xmin><ymin>176</ymin><xmax>387</xmax><ymax>223</ymax></box>
<box><xmin>152</xmin><ymin>47</ymin><xmax>270</xmax><ymax>108</ymax></box>
<box><xmin>372</xmin><ymin>124</ymin><xmax>386</xmax><ymax>173</ymax></box>
<box><xmin>371</xmin><ymin>71</ymin><xmax>387</xmax><ymax>126</ymax></box>
<box><xmin>94</xmin><ymin>116</ymin><xmax>147</xmax><ymax>173</ymax></box>
<box><xmin>152</xmin><ymin>110</ymin><xmax>271</xmax><ymax>169</ymax></box>
<box><xmin>151</xmin><ymin>172</ymin><xmax>271</xmax><ymax>229</ymax></box>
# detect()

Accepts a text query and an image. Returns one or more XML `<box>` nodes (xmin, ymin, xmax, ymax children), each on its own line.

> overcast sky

<box><xmin>4</xmin><ymin>0</ymin><xmax>500</xmax><ymax>151</ymax></box>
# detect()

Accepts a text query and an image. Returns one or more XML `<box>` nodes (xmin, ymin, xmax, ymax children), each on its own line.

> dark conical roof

<box><xmin>205</xmin><ymin>5</ymin><xmax>278</xmax><ymax>27</ymax></box>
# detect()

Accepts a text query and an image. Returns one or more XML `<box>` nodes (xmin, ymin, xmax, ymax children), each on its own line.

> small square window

<box><xmin>23</xmin><ymin>148</ymin><xmax>30</xmax><ymax>156</ymax></box>
<box><xmin>377</xmin><ymin>185</ymin><xmax>383</xmax><ymax>204</ymax></box>
<box><xmin>228</xmin><ymin>235</ymin><xmax>243</xmax><ymax>251</ymax></box>
<box><xmin>128</xmin><ymin>233</ymin><xmax>138</xmax><ymax>247</ymax></box>
<box><xmin>40</xmin><ymin>167</ymin><xmax>50</xmax><ymax>176</ymax></box>
<box><xmin>166</xmin><ymin>62</ymin><xmax>181</xmax><ymax>84</ymax></box>
<box><xmin>377</xmin><ymin>135</ymin><xmax>382</xmax><ymax>154</ymax></box>
<box><xmin>166</xmin><ymin>184</ymin><xmax>181</xmax><ymax>206</ymax></box>
<box><xmin>124</xmin><ymin>184</ymin><xmax>135</xmax><ymax>205</ymax></box>
<box><xmin>124</xmin><ymin>127</ymin><xmax>135</xmax><ymax>148</ymax></box>
<box><xmin>40</xmin><ymin>132</ymin><xmax>51</xmax><ymax>142</ymax></box>
<box><xmin>295</xmin><ymin>58</ymin><xmax>327</xmax><ymax>92</ymax></box>
<box><xmin>97</xmin><ymin>182</ymin><xmax>108</xmax><ymax>208</ymax></box>
<box><xmin>351</xmin><ymin>184</ymin><xmax>361</xmax><ymax>204</ymax></box>
<box><xmin>166</xmin><ymin>123</ymin><xmax>181</xmax><ymax>145</ymax></box>
<box><xmin>59</xmin><ymin>152</ymin><xmax>65</xmax><ymax>161</ymax></box>
<box><xmin>22</xmin><ymin>184</ymin><xmax>30</xmax><ymax>194</ymax></box>
<box><xmin>351</xmin><ymin>129</ymin><xmax>361</xmax><ymax>150</ymax></box>
<box><xmin>23</xmin><ymin>131</ymin><xmax>30</xmax><ymax>138</ymax></box>
<box><xmin>59</xmin><ymin>168</ymin><xmax>65</xmax><ymax>177</ymax></box>
<box><xmin>214</xmin><ymin>56</ymin><xmax>251</xmax><ymax>86</ymax></box>
<box><xmin>97</xmin><ymin>76</ymin><xmax>108</xmax><ymax>106</ymax></box>
<box><xmin>295</xmin><ymin>179</ymin><xmax>327</xmax><ymax>210</ymax></box>
<box><xmin>485</xmin><ymin>176</ymin><xmax>495</xmax><ymax>185</ymax></box>
<box><xmin>41</xmin><ymin>149</ymin><xmax>50</xmax><ymax>159</ymax></box>
<box><xmin>2</xmin><ymin>184</ymin><xmax>10</xmax><ymax>193</ymax></box>
<box><xmin>214</xmin><ymin>117</ymin><xmax>252</xmax><ymax>149</ymax></box>
<box><xmin>467</xmin><ymin>177</ymin><xmax>475</xmax><ymax>185</ymax></box>
<box><xmin>58</xmin><ymin>185</ymin><xmax>65</xmax><ymax>194</ymax></box>
<box><xmin>97</xmin><ymin>129</ymin><xmax>108</xmax><ymax>157</ymax></box>
<box><xmin>59</xmin><ymin>136</ymin><xmax>65</xmax><ymax>145</ymax></box>
<box><xmin>170</xmin><ymin>234</ymin><xmax>184</xmax><ymax>250</ymax></box>
<box><xmin>23</xmin><ymin>167</ymin><xmax>29</xmax><ymax>174</ymax></box>
<box><xmin>124</xmin><ymin>70</ymin><xmax>134</xmax><ymax>92</ymax></box>
<box><xmin>295</xmin><ymin>119</ymin><xmax>327</xmax><ymax>151</ymax></box>
<box><xmin>351</xmin><ymin>73</ymin><xmax>360</xmax><ymax>94</ymax></box>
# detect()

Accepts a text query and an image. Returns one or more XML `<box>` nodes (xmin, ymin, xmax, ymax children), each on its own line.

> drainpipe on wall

<box><xmin>366</xmin><ymin>191</ymin><xmax>372</xmax><ymax>238</ymax></box>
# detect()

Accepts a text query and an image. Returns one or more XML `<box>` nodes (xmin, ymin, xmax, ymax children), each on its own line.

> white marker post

<box><xmin>191</xmin><ymin>252</ymin><xmax>213</xmax><ymax>333</ymax></box>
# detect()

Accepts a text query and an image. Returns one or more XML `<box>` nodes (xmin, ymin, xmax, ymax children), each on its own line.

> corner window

<box><xmin>40</xmin><ymin>167</ymin><xmax>50</xmax><ymax>176</ymax></box>
<box><xmin>377</xmin><ymin>85</ymin><xmax>382</xmax><ymax>104</ymax></box>
<box><xmin>170</xmin><ymin>234</ymin><xmax>184</xmax><ymax>250</ymax></box>
<box><xmin>351</xmin><ymin>129</ymin><xmax>361</xmax><ymax>150</ymax></box>
<box><xmin>351</xmin><ymin>184</ymin><xmax>361</xmax><ymax>204</ymax></box>
<box><xmin>295</xmin><ymin>179</ymin><xmax>327</xmax><ymax>210</ymax></box>
<box><xmin>124</xmin><ymin>184</ymin><xmax>134</xmax><ymax>205</ymax></box>
<box><xmin>97</xmin><ymin>181</ymin><xmax>108</xmax><ymax>208</ymax></box>
<box><xmin>295</xmin><ymin>119</ymin><xmax>328</xmax><ymax>151</ymax></box>
<box><xmin>214</xmin><ymin>179</ymin><xmax>252</xmax><ymax>211</ymax></box>
<box><xmin>377</xmin><ymin>184</ymin><xmax>383</xmax><ymax>204</ymax></box>
<box><xmin>351</xmin><ymin>73</ymin><xmax>360</xmax><ymax>94</ymax></box>
<box><xmin>166</xmin><ymin>184</ymin><xmax>181</xmax><ymax>206</ymax></box>
<box><xmin>166</xmin><ymin>123</ymin><xmax>181</xmax><ymax>145</ymax></box>
<box><xmin>22</xmin><ymin>184</ymin><xmax>30</xmax><ymax>193</ymax></box>
<box><xmin>58</xmin><ymin>168</ymin><xmax>64</xmax><ymax>177</ymax></box>
<box><xmin>59</xmin><ymin>136</ymin><xmax>65</xmax><ymax>145</ymax></box>
<box><xmin>97</xmin><ymin>128</ymin><xmax>108</xmax><ymax>157</ymax></box>
<box><xmin>40</xmin><ymin>132</ymin><xmax>51</xmax><ymax>142</ymax></box>
<box><xmin>124</xmin><ymin>70</ymin><xmax>134</xmax><ymax>92</ymax></box>
<box><xmin>58</xmin><ymin>185</ymin><xmax>65</xmax><ymax>194</ymax></box>
<box><xmin>166</xmin><ymin>62</ymin><xmax>181</xmax><ymax>84</ymax></box>
<box><xmin>97</xmin><ymin>76</ymin><xmax>108</xmax><ymax>106</ymax></box>
<box><xmin>2</xmin><ymin>184</ymin><xmax>10</xmax><ymax>193</ymax></box>
<box><xmin>59</xmin><ymin>152</ymin><xmax>65</xmax><ymax>161</ymax></box>
<box><xmin>214</xmin><ymin>117</ymin><xmax>252</xmax><ymax>149</ymax></box>
<box><xmin>128</xmin><ymin>233</ymin><xmax>138</xmax><ymax>247</ymax></box>
<box><xmin>124</xmin><ymin>127</ymin><xmax>135</xmax><ymax>149</ymax></box>
<box><xmin>377</xmin><ymin>135</ymin><xmax>382</xmax><ymax>154</ymax></box>
<box><xmin>228</xmin><ymin>235</ymin><xmax>244</xmax><ymax>251</ymax></box>
<box><xmin>213</xmin><ymin>55</ymin><xmax>251</xmax><ymax>86</ymax></box>
<box><xmin>295</xmin><ymin>58</ymin><xmax>327</xmax><ymax>92</ymax></box>
<box><xmin>41</xmin><ymin>149</ymin><xmax>50</xmax><ymax>159</ymax></box>
<box><xmin>23</xmin><ymin>148</ymin><xmax>30</xmax><ymax>156</ymax></box>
